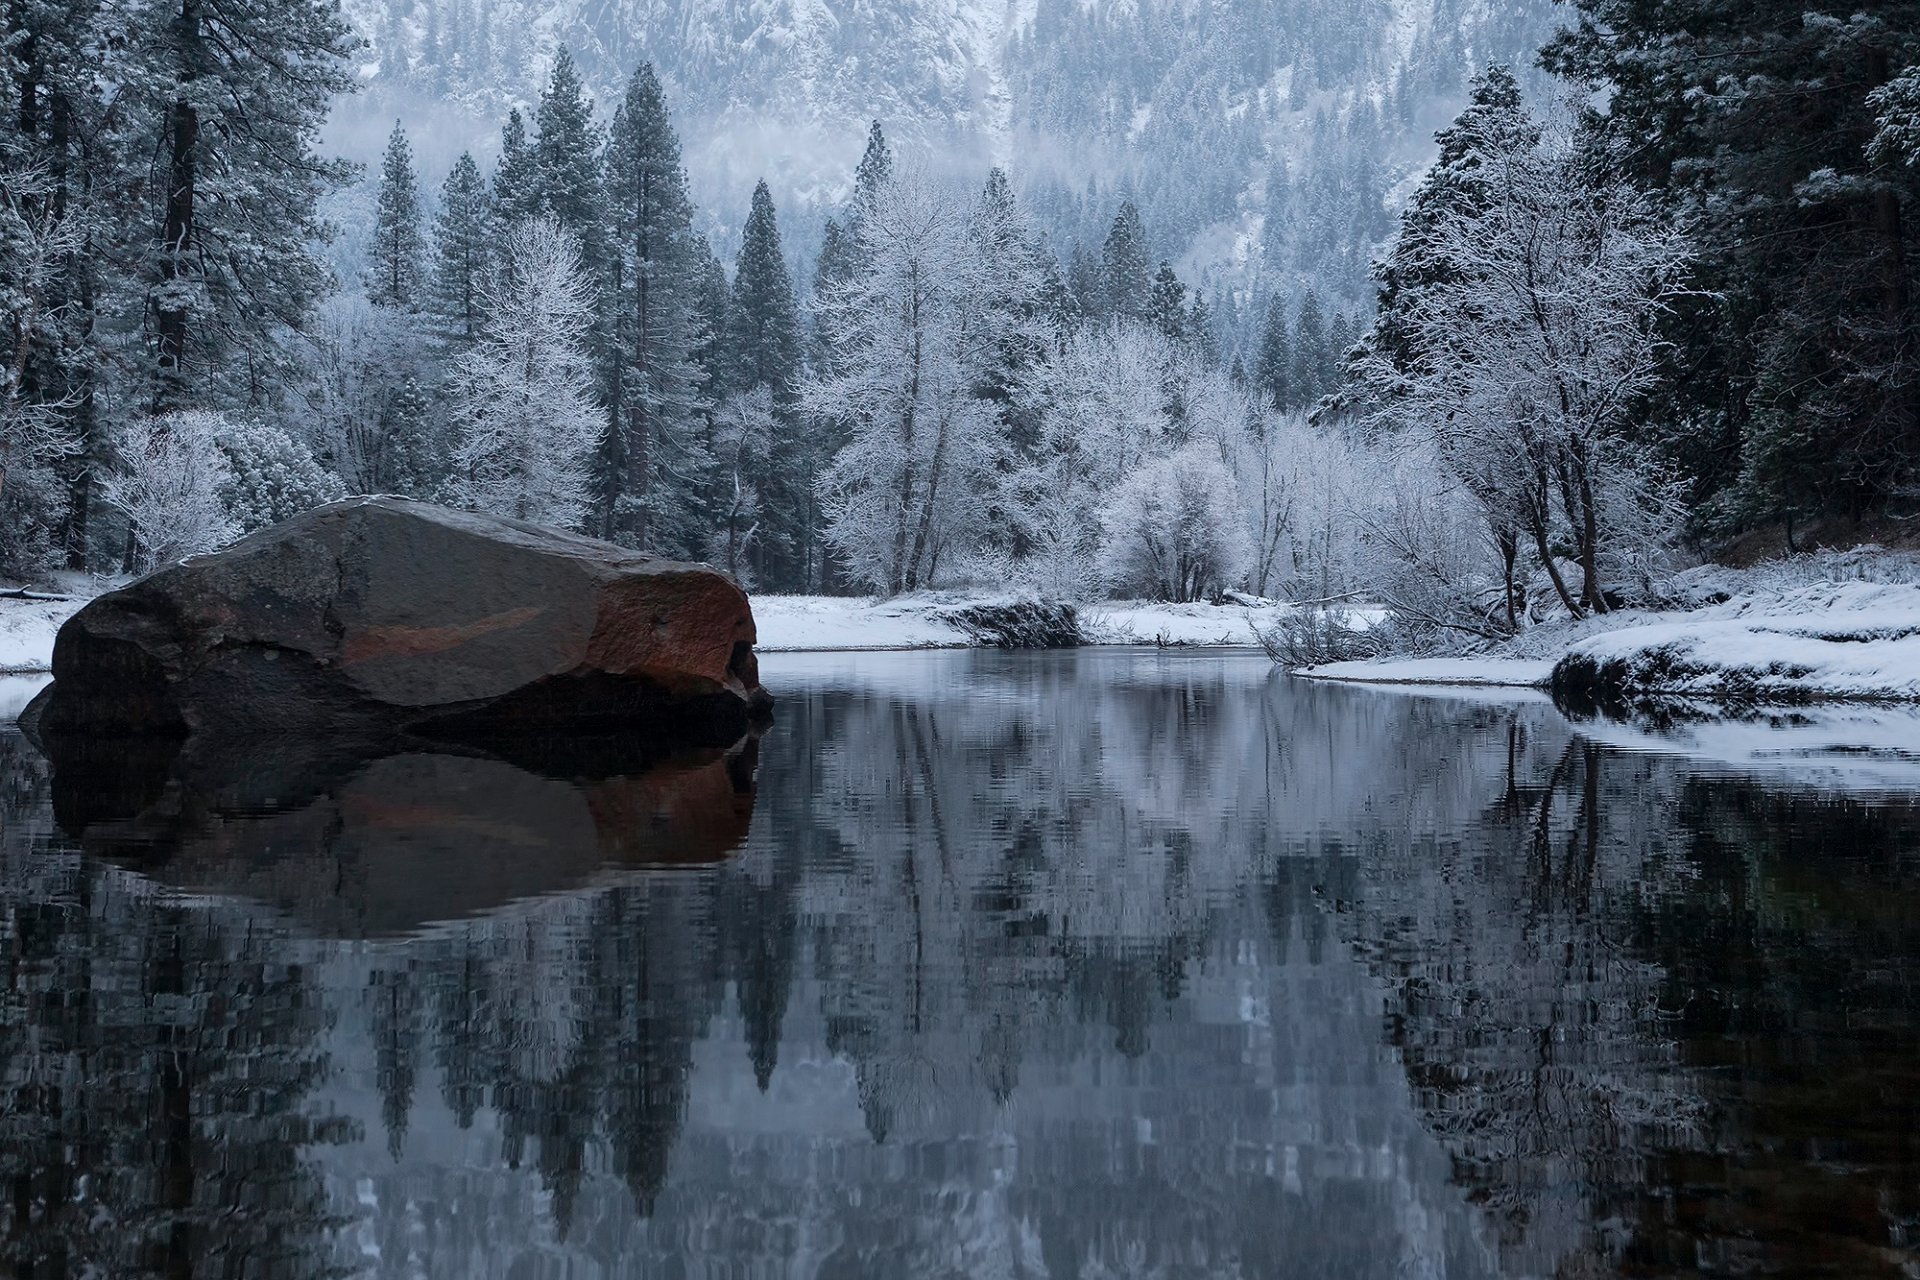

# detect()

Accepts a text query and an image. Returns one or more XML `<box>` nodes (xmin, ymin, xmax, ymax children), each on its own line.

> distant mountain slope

<box><xmin>331</xmin><ymin>0</ymin><xmax>1561</xmax><ymax>334</ymax></box>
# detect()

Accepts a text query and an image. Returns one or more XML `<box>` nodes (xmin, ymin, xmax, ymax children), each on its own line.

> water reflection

<box><xmin>0</xmin><ymin>649</ymin><xmax>1917</xmax><ymax>1277</ymax></box>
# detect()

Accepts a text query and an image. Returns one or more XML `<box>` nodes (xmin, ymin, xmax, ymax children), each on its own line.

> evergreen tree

<box><xmin>433</xmin><ymin>152</ymin><xmax>493</xmax><ymax>342</ymax></box>
<box><xmin>1100</xmin><ymin>202</ymin><xmax>1152</xmax><ymax>322</ymax></box>
<box><xmin>1292</xmin><ymin>290</ymin><xmax>1327</xmax><ymax>407</ymax></box>
<box><xmin>131</xmin><ymin>0</ymin><xmax>357</xmax><ymax>409</ymax></box>
<box><xmin>851</xmin><ymin>120</ymin><xmax>894</xmax><ymax>222</ymax></box>
<box><xmin>1365</xmin><ymin>66</ymin><xmax>1536</xmax><ymax>381</ymax></box>
<box><xmin>1256</xmin><ymin>297</ymin><xmax>1293</xmax><ymax>411</ymax></box>
<box><xmin>810</xmin><ymin>216</ymin><xmax>859</xmax><ymax>375</ymax></box>
<box><xmin>599</xmin><ymin>62</ymin><xmax>707</xmax><ymax>553</ymax></box>
<box><xmin>1546</xmin><ymin>5</ymin><xmax>1920</xmax><ymax>523</ymax></box>
<box><xmin>1147</xmin><ymin>261</ymin><xmax>1188</xmax><ymax>343</ymax></box>
<box><xmin>726</xmin><ymin>180</ymin><xmax>806</xmax><ymax>587</ymax></box>
<box><xmin>531</xmin><ymin>48</ymin><xmax>604</xmax><ymax>242</ymax></box>
<box><xmin>727</xmin><ymin>182</ymin><xmax>803</xmax><ymax>402</ymax></box>
<box><xmin>492</xmin><ymin>109</ymin><xmax>539</xmax><ymax>227</ymax></box>
<box><xmin>367</xmin><ymin>122</ymin><xmax>427</xmax><ymax>309</ymax></box>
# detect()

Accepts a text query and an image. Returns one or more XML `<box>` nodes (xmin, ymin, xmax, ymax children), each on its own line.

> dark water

<box><xmin>3</xmin><ymin>650</ymin><xmax>1920</xmax><ymax>1279</ymax></box>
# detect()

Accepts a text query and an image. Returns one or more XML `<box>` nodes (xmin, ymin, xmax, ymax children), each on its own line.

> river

<box><xmin>1</xmin><ymin>649</ymin><xmax>1917</xmax><ymax>1277</ymax></box>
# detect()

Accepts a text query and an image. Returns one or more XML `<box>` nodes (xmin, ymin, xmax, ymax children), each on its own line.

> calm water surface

<box><xmin>2</xmin><ymin>649</ymin><xmax>1919</xmax><ymax>1278</ymax></box>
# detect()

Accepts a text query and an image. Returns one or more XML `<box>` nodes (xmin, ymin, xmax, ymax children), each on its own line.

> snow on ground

<box><xmin>755</xmin><ymin>593</ymin><xmax>1284</xmax><ymax>651</ymax></box>
<box><xmin>0</xmin><ymin>595</ymin><xmax>85</xmax><ymax>674</ymax></box>
<box><xmin>1300</xmin><ymin>656</ymin><xmax>1556</xmax><ymax>688</ymax></box>
<box><xmin>1555</xmin><ymin>580</ymin><xmax>1920</xmax><ymax>701</ymax></box>
<box><xmin>1302</xmin><ymin>553</ymin><xmax>1920</xmax><ymax>703</ymax></box>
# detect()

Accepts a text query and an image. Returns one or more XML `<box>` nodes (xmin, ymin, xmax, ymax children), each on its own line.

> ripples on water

<box><xmin>1</xmin><ymin>650</ymin><xmax>1918</xmax><ymax>1278</ymax></box>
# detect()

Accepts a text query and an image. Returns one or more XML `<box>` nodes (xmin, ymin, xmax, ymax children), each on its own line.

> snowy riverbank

<box><xmin>1301</xmin><ymin>554</ymin><xmax>1920</xmax><ymax>703</ymax></box>
<box><xmin>752</xmin><ymin>593</ymin><xmax>1285</xmax><ymax>651</ymax></box>
<box><xmin>0</xmin><ymin>589</ymin><xmax>1284</xmax><ymax>675</ymax></box>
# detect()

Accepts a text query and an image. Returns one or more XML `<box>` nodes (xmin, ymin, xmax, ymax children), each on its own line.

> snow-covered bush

<box><xmin>102</xmin><ymin>412</ymin><xmax>239</xmax><ymax>572</ymax></box>
<box><xmin>1099</xmin><ymin>441</ymin><xmax>1253</xmax><ymax>602</ymax></box>
<box><xmin>705</xmin><ymin>387</ymin><xmax>774</xmax><ymax>586</ymax></box>
<box><xmin>214</xmin><ymin>418</ymin><xmax>348</xmax><ymax>533</ymax></box>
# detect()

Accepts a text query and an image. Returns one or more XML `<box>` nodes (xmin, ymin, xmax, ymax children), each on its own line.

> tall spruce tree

<box><xmin>1292</xmin><ymin>290</ymin><xmax>1328</xmax><ymax>407</ymax></box>
<box><xmin>1546</xmin><ymin>4</ymin><xmax>1920</xmax><ymax>525</ymax></box>
<box><xmin>1147</xmin><ymin>261</ymin><xmax>1188</xmax><ymax>343</ymax></box>
<box><xmin>367</xmin><ymin>122</ymin><xmax>427</xmax><ymax>309</ymax></box>
<box><xmin>600</xmin><ymin>62</ymin><xmax>707</xmax><ymax>554</ymax></box>
<box><xmin>0</xmin><ymin>0</ymin><xmax>117</xmax><ymax>569</ymax></box>
<box><xmin>492</xmin><ymin>109</ymin><xmax>539</xmax><ymax>228</ymax></box>
<box><xmin>1100</xmin><ymin>202</ymin><xmax>1152</xmax><ymax>322</ymax></box>
<box><xmin>530</xmin><ymin>48</ymin><xmax>604</xmax><ymax>244</ymax></box>
<box><xmin>1364</xmin><ymin>66</ymin><xmax>1536</xmax><ymax>382</ymax></box>
<box><xmin>726</xmin><ymin>183</ymin><xmax>805</xmax><ymax>585</ymax></box>
<box><xmin>132</xmin><ymin>0</ymin><xmax>357</xmax><ymax>409</ymax></box>
<box><xmin>1256</xmin><ymin>297</ymin><xmax>1293</xmax><ymax>411</ymax></box>
<box><xmin>433</xmin><ymin>152</ymin><xmax>493</xmax><ymax>342</ymax></box>
<box><xmin>851</xmin><ymin>120</ymin><xmax>894</xmax><ymax>222</ymax></box>
<box><xmin>727</xmin><ymin>182</ymin><xmax>803</xmax><ymax>402</ymax></box>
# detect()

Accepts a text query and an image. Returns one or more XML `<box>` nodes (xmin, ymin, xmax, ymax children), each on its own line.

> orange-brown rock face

<box><xmin>26</xmin><ymin>496</ymin><xmax>769</xmax><ymax>745</ymax></box>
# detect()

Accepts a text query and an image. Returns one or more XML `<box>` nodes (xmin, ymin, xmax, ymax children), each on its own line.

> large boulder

<box><xmin>25</xmin><ymin>496</ymin><xmax>769</xmax><ymax>746</ymax></box>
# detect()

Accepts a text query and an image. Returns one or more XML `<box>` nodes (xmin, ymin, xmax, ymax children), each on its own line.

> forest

<box><xmin>2</xmin><ymin>0</ymin><xmax>1917</xmax><ymax>648</ymax></box>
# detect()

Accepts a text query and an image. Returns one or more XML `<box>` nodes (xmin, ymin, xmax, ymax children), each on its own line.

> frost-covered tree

<box><xmin>296</xmin><ymin>294</ymin><xmax>442</xmax><ymax>496</ymax></box>
<box><xmin>1255</xmin><ymin>298</ymin><xmax>1293</xmax><ymax>412</ymax></box>
<box><xmin>446</xmin><ymin>218</ymin><xmax>602</xmax><ymax>529</ymax></box>
<box><xmin>1546</xmin><ymin>1</ymin><xmax>1920</xmax><ymax>523</ymax></box>
<box><xmin>806</xmin><ymin>168</ymin><xmax>1007</xmax><ymax>594</ymax></box>
<box><xmin>1099</xmin><ymin>441</ymin><xmax>1252</xmax><ymax>602</ymax></box>
<box><xmin>433</xmin><ymin>152</ymin><xmax>493</xmax><ymax>342</ymax></box>
<box><xmin>1350</xmin><ymin>110</ymin><xmax>1695</xmax><ymax>622</ymax></box>
<box><xmin>102</xmin><ymin>411</ymin><xmax>239</xmax><ymax>571</ymax></box>
<box><xmin>212</xmin><ymin>418</ymin><xmax>346</xmax><ymax>532</ymax></box>
<box><xmin>367</xmin><ymin>123</ymin><xmax>427</xmax><ymax>309</ymax></box>
<box><xmin>0</xmin><ymin>158</ymin><xmax>81</xmax><ymax>519</ymax></box>
<box><xmin>706</xmin><ymin>386</ymin><xmax>775</xmax><ymax>585</ymax></box>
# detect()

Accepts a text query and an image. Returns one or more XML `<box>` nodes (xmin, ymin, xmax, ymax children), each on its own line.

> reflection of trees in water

<box><xmin>11</xmin><ymin>660</ymin><xmax>1920</xmax><ymax>1277</ymax></box>
<box><xmin>0</xmin><ymin>758</ymin><xmax>353</xmax><ymax>1278</ymax></box>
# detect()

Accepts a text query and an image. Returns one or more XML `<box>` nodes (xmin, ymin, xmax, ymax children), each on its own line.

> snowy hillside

<box><xmin>331</xmin><ymin>0</ymin><xmax>1560</xmax><ymax>307</ymax></box>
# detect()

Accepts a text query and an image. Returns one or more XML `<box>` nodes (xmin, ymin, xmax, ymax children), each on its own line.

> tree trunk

<box><xmin>154</xmin><ymin>2</ymin><xmax>200</xmax><ymax>411</ymax></box>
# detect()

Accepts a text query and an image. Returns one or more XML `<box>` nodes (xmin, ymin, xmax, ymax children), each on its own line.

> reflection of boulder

<box><xmin>50</xmin><ymin>734</ymin><xmax>759</xmax><ymax>937</ymax></box>
<box><xmin>24</xmin><ymin>496</ymin><xmax>770</xmax><ymax>748</ymax></box>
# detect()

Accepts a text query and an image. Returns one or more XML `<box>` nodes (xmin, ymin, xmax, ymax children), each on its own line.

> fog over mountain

<box><xmin>330</xmin><ymin>0</ymin><xmax>1560</xmax><ymax>327</ymax></box>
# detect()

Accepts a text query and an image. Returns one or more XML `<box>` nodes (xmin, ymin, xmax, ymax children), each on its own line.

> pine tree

<box><xmin>492</xmin><ymin>109</ymin><xmax>539</xmax><ymax>228</ymax></box>
<box><xmin>599</xmin><ymin>62</ymin><xmax>707</xmax><ymax>554</ymax></box>
<box><xmin>1147</xmin><ymin>261</ymin><xmax>1188</xmax><ymax>343</ymax></box>
<box><xmin>851</xmin><ymin>120</ymin><xmax>894</xmax><ymax>223</ymax></box>
<box><xmin>810</xmin><ymin>216</ymin><xmax>859</xmax><ymax>375</ymax></box>
<box><xmin>132</xmin><ymin>0</ymin><xmax>357</xmax><ymax>409</ymax></box>
<box><xmin>367</xmin><ymin>122</ymin><xmax>427</xmax><ymax>309</ymax></box>
<box><xmin>433</xmin><ymin>152</ymin><xmax>493</xmax><ymax>342</ymax></box>
<box><xmin>1365</xmin><ymin>66</ymin><xmax>1536</xmax><ymax>382</ymax></box>
<box><xmin>1292</xmin><ymin>290</ymin><xmax>1327</xmax><ymax>407</ymax></box>
<box><xmin>1256</xmin><ymin>297</ymin><xmax>1293</xmax><ymax>411</ymax></box>
<box><xmin>531</xmin><ymin>48</ymin><xmax>604</xmax><ymax>243</ymax></box>
<box><xmin>726</xmin><ymin>180</ymin><xmax>806</xmax><ymax>587</ymax></box>
<box><xmin>728</xmin><ymin>182</ymin><xmax>803</xmax><ymax>402</ymax></box>
<box><xmin>1100</xmin><ymin>201</ymin><xmax>1152</xmax><ymax>322</ymax></box>
<box><xmin>1546</xmin><ymin>5</ymin><xmax>1920</xmax><ymax>523</ymax></box>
